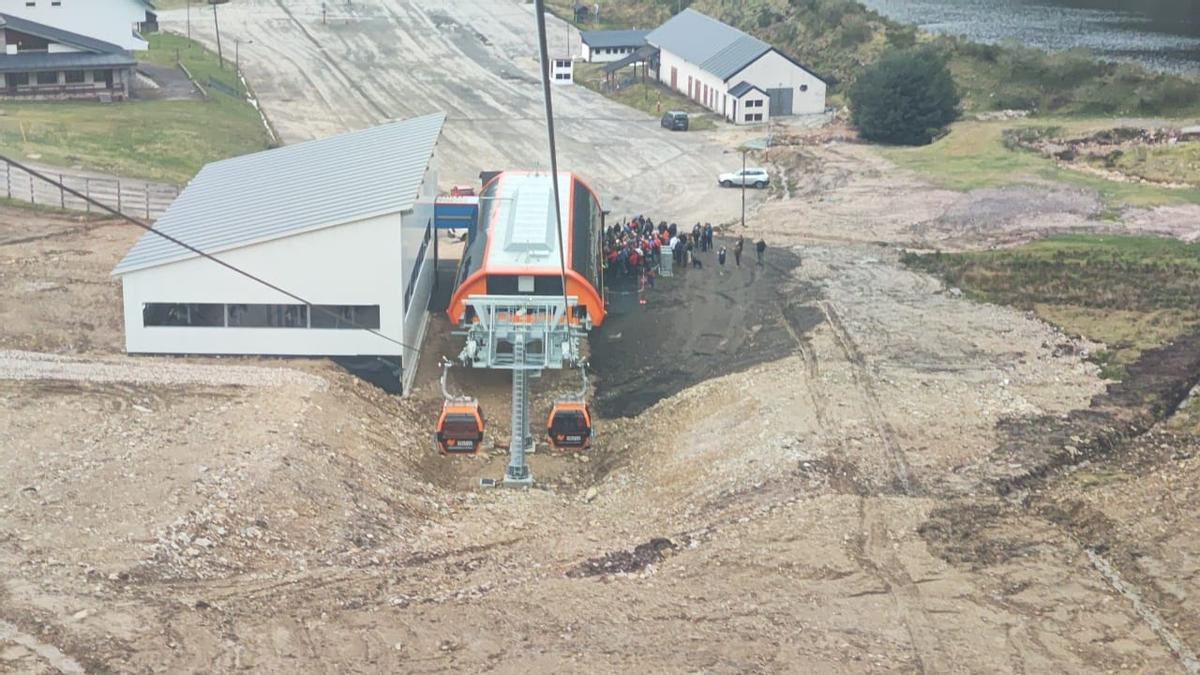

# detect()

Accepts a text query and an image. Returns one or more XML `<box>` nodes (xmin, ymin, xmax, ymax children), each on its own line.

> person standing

<box><xmin>704</xmin><ymin>223</ymin><xmax>714</xmax><ymax>253</ymax></box>
<box><xmin>733</xmin><ymin>235</ymin><xmax>744</xmax><ymax>267</ymax></box>
<box><xmin>692</xmin><ymin>223</ymin><xmax>702</xmax><ymax>252</ymax></box>
<box><xmin>717</xmin><ymin>246</ymin><xmax>727</xmax><ymax>271</ymax></box>
<box><xmin>755</xmin><ymin>238</ymin><xmax>767</xmax><ymax>266</ymax></box>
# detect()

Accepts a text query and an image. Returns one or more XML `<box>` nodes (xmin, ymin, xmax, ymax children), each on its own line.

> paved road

<box><xmin>162</xmin><ymin>0</ymin><xmax>762</xmax><ymax>224</ymax></box>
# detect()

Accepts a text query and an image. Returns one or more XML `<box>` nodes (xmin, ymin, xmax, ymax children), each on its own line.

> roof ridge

<box><xmin>0</xmin><ymin>12</ymin><xmax>128</xmax><ymax>54</ymax></box>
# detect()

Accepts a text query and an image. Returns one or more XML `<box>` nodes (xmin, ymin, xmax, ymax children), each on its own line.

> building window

<box><xmin>311</xmin><ymin>305</ymin><xmax>381</xmax><ymax>329</ymax></box>
<box><xmin>36</xmin><ymin>71</ymin><xmax>57</xmax><ymax>85</ymax></box>
<box><xmin>800</xmin><ymin>84</ymin><xmax>808</xmax><ymax>92</ymax></box>
<box><xmin>64</xmin><ymin>70</ymin><xmax>84</xmax><ymax>84</ymax></box>
<box><xmin>6</xmin><ymin>73</ymin><xmax>29</xmax><ymax>87</ymax></box>
<box><xmin>25</xmin><ymin>1</ymin><xmax>35</xmax><ymax>6</ymax></box>
<box><xmin>227</xmin><ymin>304</ymin><xmax>308</xmax><ymax>328</ymax></box>
<box><xmin>404</xmin><ymin>221</ymin><xmax>432</xmax><ymax>313</ymax></box>
<box><xmin>143</xmin><ymin>303</ymin><xmax>224</xmax><ymax>327</ymax></box>
<box><xmin>747</xmin><ymin>113</ymin><xmax>763</xmax><ymax>122</ymax></box>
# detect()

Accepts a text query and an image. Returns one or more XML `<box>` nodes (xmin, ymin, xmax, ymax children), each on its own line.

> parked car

<box><xmin>660</xmin><ymin>111</ymin><xmax>689</xmax><ymax>131</ymax></box>
<box><xmin>719</xmin><ymin>168</ymin><xmax>770</xmax><ymax>188</ymax></box>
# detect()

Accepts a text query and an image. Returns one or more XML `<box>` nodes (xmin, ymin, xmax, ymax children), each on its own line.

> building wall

<box><xmin>583</xmin><ymin>44</ymin><xmax>639</xmax><ymax>63</ymax></box>
<box><xmin>399</xmin><ymin>155</ymin><xmax>438</xmax><ymax>391</ymax></box>
<box><xmin>0</xmin><ymin>0</ymin><xmax>149</xmax><ymax>50</ymax></box>
<box><xmin>120</xmin><ymin>212</ymin><xmax>410</xmax><ymax>358</ymax></box>
<box><xmin>728</xmin><ymin>50</ymin><xmax>826</xmax><ymax>116</ymax></box>
<box><xmin>657</xmin><ymin>49</ymin><xmax>728</xmax><ymax>116</ymax></box>
<box><xmin>728</xmin><ymin>90</ymin><xmax>770</xmax><ymax>124</ymax></box>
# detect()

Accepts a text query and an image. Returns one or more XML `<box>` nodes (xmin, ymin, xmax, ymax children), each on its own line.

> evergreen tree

<box><xmin>849</xmin><ymin>47</ymin><xmax>960</xmax><ymax>145</ymax></box>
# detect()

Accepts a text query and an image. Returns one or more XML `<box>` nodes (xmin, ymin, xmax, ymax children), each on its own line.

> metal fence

<box><xmin>0</xmin><ymin>159</ymin><xmax>180</xmax><ymax>220</ymax></box>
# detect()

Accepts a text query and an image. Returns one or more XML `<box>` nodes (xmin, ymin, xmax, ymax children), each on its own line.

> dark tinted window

<box><xmin>227</xmin><ymin>304</ymin><xmax>307</xmax><ymax>328</ymax></box>
<box><xmin>143</xmin><ymin>303</ymin><xmax>223</xmax><ymax>327</ymax></box>
<box><xmin>311</xmin><ymin>305</ymin><xmax>380</xmax><ymax>329</ymax></box>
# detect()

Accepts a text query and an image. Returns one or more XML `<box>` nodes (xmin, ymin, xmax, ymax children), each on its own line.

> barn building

<box><xmin>113</xmin><ymin>113</ymin><xmax>446</xmax><ymax>394</ymax></box>
<box><xmin>578</xmin><ymin>29</ymin><xmax>648</xmax><ymax>63</ymax></box>
<box><xmin>645</xmin><ymin>8</ymin><xmax>825</xmax><ymax>124</ymax></box>
<box><xmin>0</xmin><ymin>13</ymin><xmax>137</xmax><ymax>100</ymax></box>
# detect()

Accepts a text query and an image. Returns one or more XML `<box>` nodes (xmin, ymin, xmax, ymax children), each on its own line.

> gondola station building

<box><xmin>112</xmin><ymin>113</ymin><xmax>446</xmax><ymax>394</ymax></box>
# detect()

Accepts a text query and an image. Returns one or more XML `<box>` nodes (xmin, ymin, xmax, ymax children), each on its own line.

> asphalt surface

<box><xmin>162</xmin><ymin>0</ymin><xmax>762</xmax><ymax>224</ymax></box>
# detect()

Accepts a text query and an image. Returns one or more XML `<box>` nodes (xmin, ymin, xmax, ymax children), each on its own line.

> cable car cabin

<box><xmin>435</xmin><ymin>401</ymin><xmax>485</xmax><ymax>455</ymax></box>
<box><xmin>547</xmin><ymin>401</ymin><xmax>592</xmax><ymax>450</ymax></box>
<box><xmin>447</xmin><ymin>171</ymin><xmax>607</xmax><ymax>329</ymax></box>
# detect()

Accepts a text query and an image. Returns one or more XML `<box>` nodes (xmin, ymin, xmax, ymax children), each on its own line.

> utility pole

<box><xmin>211</xmin><ymin>1</ymin><xmax>224</xmax><ymax>69</ymax></box>
<box><xmin>186</xmin><ymin>0</ymin><xmax>191</xmax><ymax>40</ymax></box>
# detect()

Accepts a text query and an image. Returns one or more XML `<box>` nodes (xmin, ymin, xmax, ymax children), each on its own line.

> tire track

<box><xmin>820</xmin><ymin>300</ymin><xmax>914</xmax><ymax>495</ymax></box>
<box><xmin>0</xmin><ymin>620</ymin><xmax>85</xmax><ymax>674</ymax></box>
<box><xmin>272</xmin><ymin>0</ymin><xmax>391</xmax><ymax>121</ymax></box>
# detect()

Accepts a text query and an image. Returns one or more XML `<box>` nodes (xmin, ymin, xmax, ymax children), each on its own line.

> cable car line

<box><xmin>1</xmin><ymin>154</ymin><xmax>421</xmax><ymax>355</ymax></box>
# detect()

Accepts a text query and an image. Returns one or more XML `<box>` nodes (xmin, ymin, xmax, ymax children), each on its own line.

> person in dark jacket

<box><xmin>755</xmin><ymin>238</ymin><xmax>767</xmax><ymax>265</ymax></box>
<box><xmin>733</xmin><ymin>235</ymin><xmax>744</xmax><ymax>267</ymax></box>
<box><xmin>703</xmin><ymin>223</ymin><xmax>714</xmax><ymax>252</ymax></box>
<box><xmin>717</xmin><ymin>246</ymin><xmax>727</xmax><ymax>270</ymax></box>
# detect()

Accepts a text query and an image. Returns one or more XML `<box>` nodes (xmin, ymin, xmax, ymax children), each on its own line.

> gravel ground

<box><xmin>0</xmin><ymin>350</ymin><xmax>328</xmax><ymax>390</ymax></box>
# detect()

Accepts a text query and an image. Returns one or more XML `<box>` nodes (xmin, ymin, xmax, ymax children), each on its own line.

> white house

<box><xmin>112</xmin><ymin>113</ymin><xmax>446</xmax><ymax>395</ymax></box>
<box><xmin>0</xmin><ymin>13</ymin><xmax>137</xmax><ymax>100</ymax></box>
<box><xmin>579</xmin><ymin>29</ymin><xmax>648</xmax><ymax>63</ymax></box>
<box><xmin>0</xmin><ymin>0</ymin><xmax>154</xmax><ymax>51</ymax></box>
<box><xmin>646</xmin><ymin>8</ymin><xmax>825</xmax><ymax>125</ymax></box>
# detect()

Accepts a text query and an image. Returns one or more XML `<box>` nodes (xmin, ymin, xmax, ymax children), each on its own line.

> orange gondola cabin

<box><xmin>435</xmin><ymin>401</ymin><xmax>485</xmax><ymax>455</ymax></box>
<box><xmin>447</xmin><ymin>171</ymin><xmax>607</xmax><ymax>329</ymax></box>
<box><xmin>546</xmin><ymin>401</ymin><xmax>592</xmax><ymax>450</ymax></box>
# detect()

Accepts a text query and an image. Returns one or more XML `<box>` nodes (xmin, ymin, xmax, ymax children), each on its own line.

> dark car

<box><xmin>660</xmin><ymin>111</ymin><xmax>689</xmax><ymax>131</ymax></box>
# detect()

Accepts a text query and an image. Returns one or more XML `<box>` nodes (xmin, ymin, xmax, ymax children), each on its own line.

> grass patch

<box><xmin>573</xmin><ymin>62</ymin><xmax>721</xmax><ymax>130</ymax></box>
<box><xmin>1111</xmin><ymin>143</ymin><xmax>1200</xmax><ymax>187</ymax></box>
<box><xmin>0</xmin><ymin>33</ymin><xmax>270</xmax><ymax>184</ymax></box>
<box><xmin>883</xmin><ymin>119</ymin><xmax>1200</xmax><ymax>208</ymax></box>
<box><xmin>903</xmin><ymin>234</ymin><xmax>1200</xmax><ymax>379</ymax></box>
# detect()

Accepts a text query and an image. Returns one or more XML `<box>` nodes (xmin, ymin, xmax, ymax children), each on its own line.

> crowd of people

<box><xmin>602</xmin><ymin>216</ymin><xmax>768</xmax><ymax>286</ymax></box>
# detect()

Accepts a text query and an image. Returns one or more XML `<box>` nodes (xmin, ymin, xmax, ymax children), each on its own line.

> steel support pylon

<box><xmin>504</xmin><ymin>334</ymin><xmax>534</xmax><ymax>487</ymax></box>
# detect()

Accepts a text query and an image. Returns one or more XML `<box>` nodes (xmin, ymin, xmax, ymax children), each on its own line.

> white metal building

<box><xmin>0</xmin><ymin>0</ymin><xmax>154</xmax><ymax>51</ymax></box>
<box><xmin>113</xmin><ymin>113</ymin><xmax>446</xmax><ymax>394</ymax></box>
<box><xmin>0</xmin><ymin>13</ymin><xmax>137</xmax><ymax>100</ymax></box>
<box><xmin>646</xmin><ymin>8</ymin><xmax>825</xmax><ymax>124</ymax></box>
<box><xmin>579</xmin><ymin>29</ymin><xmax>648</xmax><ymax>63</ymax></box>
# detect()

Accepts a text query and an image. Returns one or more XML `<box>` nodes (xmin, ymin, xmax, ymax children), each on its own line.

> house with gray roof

<box><xmin>0</xmin><ymin>12</ymin><xmax>137</xmax><ymax>100</ymax></box>
<box><xmin>113</xmin><ymin>113</ymin><xmax>447</xmax><ymax>394</ymax></box>
<box><xmin>645</xmin><ymin>8</ymin><xmax>825</xmax><ymax>125</ymax></box>
<box><xmin>579</xmin><ymin>29</ymin><xmax>649</xmax><ymax>63</ymax></box>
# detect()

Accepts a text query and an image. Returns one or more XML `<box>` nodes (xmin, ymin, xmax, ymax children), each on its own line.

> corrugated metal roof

<box><xmin>579</xmin><ymin>29</ymin><xmax>649</xmax><ymax>49</ymax></box>
<box><xmin>727</xmin><ymin>80</ymin><xmax>763</xmax><ymax>97</ymax></box>
<box><xmin>0</xmin><ymin>51</ymin><xmax>135</xmax><ymax>72</ymax></box>
<box><xmin>114</xmin><ymin>113</ymin><xmax>445</xmax><ymax>276</ymax></box>
<box><xmin>0</xmin><ymin>13</ymin><xmax>126</xmax><ymax>54</ymax></box>
<box><xmin>703</xmin><ymin>36</ymin><xmax>770</xmax><ymax>80</ymax></box>
<box><xmin>601</xmin><ymin>45</ymin><xmax>658</xmax><ymax>74</ymax></box>
<box><xmin>645</xmin><ymin>9</ymin><xmax>769</xmax><ymax>80</ymax></box>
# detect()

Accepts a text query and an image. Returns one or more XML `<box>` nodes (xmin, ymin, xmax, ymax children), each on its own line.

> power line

<box><xmin>0</xmin><ymin>155</ymin><xmax>423</xmax><ymax>355</ymax></box>
<box><xmin>533</xmin><ymin>0</ymin><xmax>574</xmax><ymax>323</ymax></box>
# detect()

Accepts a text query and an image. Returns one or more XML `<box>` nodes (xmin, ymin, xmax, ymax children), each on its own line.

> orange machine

<box><xmin>546</xmin><ymin>400</ymin><xmax>592</xmax><ymax>450</ymax></box>
<box><xmin>447</xmin><ymin>171</ymin><xmax>607</xmax><ymax>329</ymax></box>
<box><xmin>435</xmin><ymin>401</ymin><xmax>485</xmax><ymax>455</ymax></box>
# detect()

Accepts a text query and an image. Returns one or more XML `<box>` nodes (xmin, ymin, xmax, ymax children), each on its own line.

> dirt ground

<box><xmin>4</xmin><ymin>0</ymin><xmax>1200</xmax><ymax>670</ymax></box>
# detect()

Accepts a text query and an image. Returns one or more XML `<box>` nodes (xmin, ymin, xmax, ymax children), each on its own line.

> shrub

<box><xmin>849</xmin><ymin>47</ymin><xmax>960</xmax><ymax>145</ymax></box>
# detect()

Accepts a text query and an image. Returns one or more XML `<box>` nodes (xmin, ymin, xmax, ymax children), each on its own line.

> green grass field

<box><xmin>903</xmin><ymin>234</ymin><xmax>1200</xmax><ymax>378</ymax></box>
<box><xmin>882</xmin><ymin>119</ymin><xmax>1200</xmax><ymax>208</ymax></box>
<box><xmin>0</xmin><ymin>33</ymin><xmax>270</xmax><ymax>184</ymax></box>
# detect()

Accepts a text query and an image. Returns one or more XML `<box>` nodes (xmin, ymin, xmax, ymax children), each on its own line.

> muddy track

<box><xmin>819</xmin><ymin>300</ymin><xmax>915</xmax><ymax>495</ymax></box>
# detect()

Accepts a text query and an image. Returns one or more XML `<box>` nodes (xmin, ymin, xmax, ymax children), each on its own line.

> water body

<box><xmin>858</xmin><ymin>0</ymin><xmax>1200</xmax><ymax>74</ymax></box>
